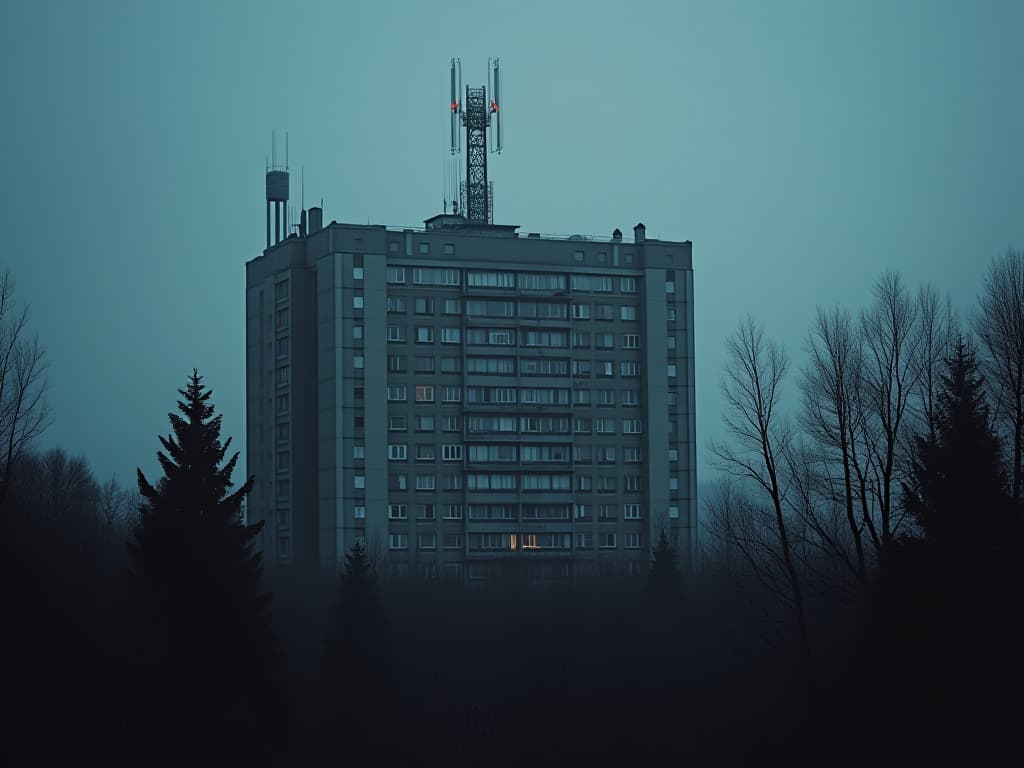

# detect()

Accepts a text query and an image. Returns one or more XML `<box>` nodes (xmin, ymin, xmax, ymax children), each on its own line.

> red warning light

<box><xmin>451</xmin><ymin>101</ymin><xmax>459</xmax><ymax>111</ymax></box>
<box><xmin>490</xmin><ymin>101</ymin><xmax>499</xmax><ymax>112</ymax></box>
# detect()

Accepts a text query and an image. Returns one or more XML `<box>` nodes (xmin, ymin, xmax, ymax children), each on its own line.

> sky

<box><xmin>1</xmin><ymin>0</ymin><xmax>1022</xmax><ymax>490</ymax></box>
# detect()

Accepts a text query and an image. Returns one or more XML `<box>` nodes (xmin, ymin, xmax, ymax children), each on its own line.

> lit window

<box><xmin>415</xmin><ymin>385</ymin><xmax>434</xmax><ymax>402</ymax></box>
<box><xmin>354</xmin><ymin>505</ymin><xmax>366</xmax><ymax>519</ymax></box>
<box><xmin>665</xmin><ymin>280</ymin><xmax>676</xmax><ymax>294</ymax></box>
<box><xmin>353</xmin><ymin>295</ymin><xmax>364</xmax><ymax>309</ymax></box>
<box><xmin>354</xmin><ymin>475</ymin><xmax>365</xmax><ymax>489</ymax></box>
<box><xmin>352</xmin><ymin>266</ymin><xmax>364</xmax><ymax>280</ymax></box>
<box><xmin>669</xmin><ymin>477</ymin><xmax>679</xmax><ymax>491</ymax></box>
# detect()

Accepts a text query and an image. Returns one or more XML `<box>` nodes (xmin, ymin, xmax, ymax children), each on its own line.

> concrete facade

<box><xmin>246</xmin><ymin>215</ymin><xmax>696</xmax><ymax>581</ymax></box>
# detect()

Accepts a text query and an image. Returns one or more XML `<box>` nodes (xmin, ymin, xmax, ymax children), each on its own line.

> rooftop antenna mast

<box><xmin>449</xmin><ymin>57</ymin><xmax>503</xmax><ymax>224</ymax></box>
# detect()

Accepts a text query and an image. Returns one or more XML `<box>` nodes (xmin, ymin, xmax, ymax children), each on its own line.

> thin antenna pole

<box><xmin>286</xmin><ymin>131</ymin><xmax>289</xmax><ymax>170</ymax></box>
<box><xmin>301</xmin><ymin>167</ymin><xmax>305</xmax><ymax>211</ymax></box>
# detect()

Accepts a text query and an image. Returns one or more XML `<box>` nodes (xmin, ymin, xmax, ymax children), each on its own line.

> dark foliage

<box><xmin>127</xmin><ymin>370</ymin><xmax>287</xmax><ymax>764</ymax></box>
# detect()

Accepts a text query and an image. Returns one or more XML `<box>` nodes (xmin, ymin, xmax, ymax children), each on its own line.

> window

<box><xmin>574</xmin><ymin>504</ymin><xmax>592</xmax><ymax>520</ymax></box>
<box><xmin>275</xmin><ymin>337</ymin><xmax>289</xmax><ymax>357</ymax></box>
<box><xmin>415</xmin><ymin>474</ymin><xmax>436</xmax><ymax>491</ymax></box>
<box><xmin>571</xmin><ymin>274</ymin><xmax>613</xmax><ymax>292</ymax></box>
<box><xmin>666</xmin><ymin>280</ymin><xmax>676</xmax><ymax>294</ymax></box>
<box><xmin>353</xmin><ymin>295</ymin><xmax>364</xmax><ymax>310</ymax></box>
<box><xmin>620</xmin><ymin>305</ymin><xmax>637</xmax><ymax>321</ymax></box>
<box><xmin>518</xmin><ymin>301</ymin><xmax>567</xmax><ymax>319</ymax></box>
<box><xmin>597</xmin><ymin>389</ymin><xmax>614</xmax><ymax>406</ymax></box>
<box><xmin>669</xmin><ymin>506</ymin><xmax>680</xmax><ymax>519</ymax></box>
<box><xmin>415</xmin><ymin>385</ymin><xmax>434</xmax><ymax>402</ymax></box>
<box><xmin>415</xmin><ymin>444</ymin><xmax>436</xmax><ymax>461</ymax></box>
<box><xmin>667</xmin><ymin>336</ymin><xmax>676</xmax><ymax>350</ymax></box>
<box><xmin>467</xmin><ymin>357</ymin><xmax>516</xmax><ymax>375</ymax></box>
<box><xmin>354</xmin><ymin>475</ymin><xmax>365</xmax><ymax>489</ymax></box>
<box><xmin>669</xmin><ymin>477</ymin><xmax>679</xmax><ymax>491</ymax></box>
<box><xmin>276</xmin><ymin>394</ymin><xmax>289</xmax><ymax>414</ymax></box>
<box><xmin>624</xmin><ymin>447</ymin><xmax>642</xmax><ymax>463</ymax></box>
<box><xmin>388</xmin><ymin>355</ymin><xmax>407</xmax><ymax>374</ymax></box>
<box><xmin>597</xmin><ymin>446</ymin><xmax>616</xmax><ymax>463</ymax></box>
<box><xmin>597</xmin><ymin>476</ymin><xmax>617</xmax><ymax>493</ymax></box>
<box><xmin>444</xmin><ymin>504</ymin><xmax>463</xmax><ymax>519</ymax></box>
<box><xmin>276</xmin><ymin>451</ymin><xmax>289</xmax><ymax>470</ymax></box>
<box><xmin>389</xmin><ymin>534</ymin><xmax>408</xmax><ymax>550</ymax></box>
<box><xmin>622</xmin><ymin>334</ymin><xmax>640</xmax><ymax>349</ymax></box>
<box><xmin>354</xmin><ymin>505</ymin><xmax>366</xmax><ymax>519</ymax></box>
<box><xmin>441</xmin><ymin>328</ymin><xmax>461</xmax><ymax>344</ymax></box>
<box><xmin>440</xmin><ymin>356</ymin><xmax>461</xmax><ymax>373</ymax></box>
<box><xmin>466</xmin><ymin>473</ymin><xmax>517</xmax><ymax>491</ymax></box>
<box><xmin>597</xmin><ymin>251</ymin><xmax>607</xmax><ymax>264</ymax></box>
<box><xmin>416</xmin><ymin>503</ymin><xmax>436</xmax><ymax>520</ymax></box>
<box><xmin>599</xmin><ymin>532</ymin><xmax>617</xmax><ymax>549</ymax></box>
<box><xmin>518</xmin><ymin>272</ymin><xmax>566</xmax><ymax>291</ymax></box>
<box><xmin>416</xmin><ymin>327</ymin><xmax>434</xmax><ymax>343</ymax></box>
<box><xmin>624</xmin><ymin>533</ymin><xmax>642</xmax><ymax>550</ymax></box>
<box><xmin>387</xmin><ymin>296</ymin><xmax>406</xmax><ymax>313</ymax></box>
<box><xmin>668</xmin><ymin>364</ymin><xmax>677</xmax><ymax>378</ymax></box>
<box><xmin>276</xmin><ymin>366</ymin><xmax>289</xmax><ymax>386</ymax></box>
<box><xmin>468</xmin><ymin>445</ymin><xmax>517</xmax><ymax>463</ymax></box>
<box><xmin>352</xmin><ymin>325</ymin><xmax>363</xmax><ymax>340</ymax></box>
<box><xmin>466</xmin><ymin>327</ymin><xmax>515</xmax><ymax>346</ymax></box>
<box><xmin>599</xmin><ymin>504</ymin><xmax>616</xmax><ymax>520</ymax></box>
<box><xmin>443</xmin><ymin>474</ymin><xmax>463</xmax><ymax>491</ymax></box>
<box><xmin>574</xmin><ymin>250</ymin><xmax>584</xmax><ymax>263</ymax></box>
<box><xmin>391</xmin><ymin>474</ymin><xmax>408</xmax><ymax>491</ymax></box>
<box><xmin>575</xmin><ymin>532</ymin><xmax>593</xmax><ymax>549</ymax></box>
<box><xmin>668</xmin><ymin>448</ymin><xmax>679</xmax><ymax>462</ymax></box>
<box><xmin>354</xmin><ymin>385</ymin><xmax>364</xmax><ymax>400</ymax></box>
<box><xmin>466</xmin><ymin>386</ymin><xmax>516</xmax><ymax>404</ymax></box>
<box><xmin>467</xmin><ymin>270</ymin><xmax>515</xmax><ymax>288</ymax></box>
<box><xmin>577</xmin><ymin>475</ymin><xmax>592</xmax><ymax>491</ymax></box>
<box><xmin>574</xmin><ymin>417</ymin><xmax>592</xmax><ymax>434</ymax></box>
<box><xmin>353</xmin><ymin>444</ymin><xmax>365</xmax><ymax>459</ymax></box>
<box><xmin>387</xmin><ymin>325</ymin><xmax>405</xmax><ymax>342</ymax></box>
<box><xmin>573</xmin><ymin>445</ymin><xmax>592</xmax><ymax>464</ymax></box>
<box><xmin>596</xmin><ymin>418</ymin><xmax>616</xmax><ymax>435</ymax></box>
<box><xmin>572</xmin><ymin>303</ymin><xmax>591</xmax><ymax>320</ymax></box>
<box><xmin>275</xmin><ymin>308</ymin><xmax>289</xmax><ymax>330</ymax></box>
<box><xmin>443</xmin><ymin>415</ymin><xmax>461</xmax><ymax>432</ymax></box>
<box><xmin>275</xmin><ymin>279</ymin><xmax>289</xmax><ymax>300</ymax></box>
<box><xmin>442</xmin><ymin>444</ymin><xmax>463</xmax><ymax>461</ymax></box>
<box><xmin>413</xmin><ymin>267</ymin><xmax>460</xmax><ymax>286</ymax></box>
<box><xmin>353</xmin><ymin>355</ymin><xmax>364</xmax><ymax>369</ymax></box>
<box><xmin>521</xmin><ymin>474</ymin><xmax>572</xmax><ymax>491</ymax></box>
<box><xmin>621</xmin><ymin>277</ymin><xmax>638</xmax><ymax>293</ymax></box>
<box><xmin>386</xmin><ymin>266</ymin><xmax>406</xmax><ymax>284</ymax></box>
<box><xmin>622</xmin><ymin>418</ymin><xmax>643</xmax><ymax>434</ymax></box>
<box><xmin>595</xmin><ymin>304</ymin><xmax>614</xmax><ymax>321</ymax></box>
<box><xmin>572</xmin><ymin>360</ymin><xmax>592</xmax><ymax>378</ymax></box>
<box><xmin>388</xmin><ymin>416</ymin><xmax>407</xmax><ymax>431</ymax></box>
<box><xmin>667</xmin><ymin>307</ymin><xmax>677</xmax><ymax>321</ymax></box>
<box><xmin>416</xmin><ymin>415</ymin><xmax>435</xmax><ymax>432</ymax></box>
<box><xmin>469</xmin><ymin>415</ymin><xmax>517</xmax><ymax>434</ymax></box>
<box><xmin>418</xmin><ymin>242</ymin><xmax>430</xmax><ymax>255</ymax></box>
<box><xmin>624</xmin><ymin>504</ymin><xmax>642</xmax><ymax>520</ymax></box>
<box><xmin>415</xmin><ymin>297</ymin><xmax>435</xmax><ymax>315</ymax></box>
<box><xmin>276</xmin><ymin>422</ymin><xmax>289</xmax><ymax>442</ymax></box>
<box><xmin>620</xmin><ymin>361</ymin><xmax>640</xmax><ymax>377</ymax></box>
<box><xmin>625</xmin><ymin>475</ymin><xmax>644</xmax><ymax>491</ymax></box>
<box><xmin>443</xmin><ymin>243</ymin><xmax>455</xmax><ymax>256</ymax></box>
<box><xmin>441</xmin><ymin>386</ymin><xmax>461</xmax><ymax>402</ymax></box>
<box><xmin>444</xmin><ymin>534</ymin><xmax>465</xmax><ymax>549</ymax></box>
<box><xmin>520</xmin><ymin>330</ymin><xmax>568</xmax><ymax>348</ymax></box>
<box><xmin>573</xmin><ymin>389</ymin><xmax>592</xmax><ymax>405</ymax></box>
<box><xmin>443</xmin><ymin>297</ymin><xmax>460</xmax><ymax>314</ymax></box>
<box><xmin>414</xmin><ymin>356</ymin><xmax>435</xmax><ymax>374</ymax></box>
<box><xmin>352</xmin><ymin>266</ymin><xmax>364</xmax><ymax>280</ymax></box>
<box><xmin>521</xmin><ymin>445</ymin><xmax>570</xmax><ymax>463</ymax></box>
<box><xmin>573</xmin><ymin>331</ymin><xmax>591</xmax><ymax>349</ymax></box>
<box><xmin>520</xmin><ymin>357</ymin><xmax>569</xmax><ymax>376</ymax></box>
<box><xmin>388</xmin><ymin>241</ymin><xmax>400</xmax><ymax>253</ymax></box>
<box><xmin>667</xmin><ymin>392</ymin><xmax>678</xmax><ymax>406</ymax></box>
<box><xmin>418</xmin><ymin>532</ymin><xmax>436</xmax><ymax>550</ymax></box>
<box><xmin>596</xmin><ymin>361</ymin><xmax>614</xmax><ymax>378</ymax></box>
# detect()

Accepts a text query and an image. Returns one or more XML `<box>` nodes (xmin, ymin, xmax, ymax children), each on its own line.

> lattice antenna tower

<box><xmin>449</xmin><ymin>58</ymin><xmax>503</xmax><ymax>224</ymax></box>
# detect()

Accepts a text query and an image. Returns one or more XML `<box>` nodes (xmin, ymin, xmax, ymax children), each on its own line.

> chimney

<box><xmin>612</xmin><ymin>228</ymin><xmax>622</xmax><ymax>242</ymax></box>
<box><xmin>299</xmin><ymin>209</ymin><xmax>307</xmax><ymax>237</ymax></box>
<box><xmin>308</xmin><ymin>206</ymin><xmax>323</xmax><ymax>234</ymax></box>
<box><xmin>633</xmin><ymin>222</ymin><xmax>646</xmax><ymax>243</ymax></box>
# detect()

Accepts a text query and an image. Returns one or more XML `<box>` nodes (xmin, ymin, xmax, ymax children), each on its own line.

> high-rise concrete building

<box><xmin>246</xmin><ymin>209</ymin><xmax>696</xmax><ymax>582</ymax></box>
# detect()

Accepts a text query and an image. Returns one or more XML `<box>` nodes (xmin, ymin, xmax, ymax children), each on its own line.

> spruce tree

<box><xmin>905</xmin><ymin>338</ymin><xmax>1012</xmax><ymax>548</ymax></box>
<box><xmin>648</xmin><ymin>529</ymin><xmax>680</xmax><ymax>600</ymax></box>
<box><xmin>128</xmin><ymin>370</ymin><xmax>286</xmax><ymax>762</ymax></box>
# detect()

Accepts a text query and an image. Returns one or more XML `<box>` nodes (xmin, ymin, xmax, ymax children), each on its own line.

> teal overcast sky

<box><xmin>1</xmin><ymin>0</ymin><xmax>1022</xmax><ymax>489</ymax></box>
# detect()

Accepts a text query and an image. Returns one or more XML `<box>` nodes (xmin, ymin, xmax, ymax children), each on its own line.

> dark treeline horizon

<box><xmin>2</xmin><ymin>250</ymin><xmax>1023</xmax><ymax>765</ymax></box>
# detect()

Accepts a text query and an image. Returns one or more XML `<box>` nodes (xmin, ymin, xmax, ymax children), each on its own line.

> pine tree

<box><xmin>648</xmin><ymin>529</ymin><xmax>680</xmax><ymax>600</ymax></box>
<box><xmin>319</xmin><ymin>541</ymin><xmax>389</xmax><ymax>758</ymax></box>
<box><xmin>128</xmin><ymin>370</ymin><xmax>286</xmax><ymax>763</ymax></box>
<box><xmin>905</xmin><ymin>338</ymin><xmax>1012</xmax><ymax>548</ymax></box>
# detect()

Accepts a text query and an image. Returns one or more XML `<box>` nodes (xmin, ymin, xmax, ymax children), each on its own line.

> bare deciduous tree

<box><xmin>0</xmin><ymin>271</ymin><xmax>50</xmax><ymax>511</ymax></box>
<box><xmin>974</xmin><ymin>248</ymin><xmax>1024</xmax><ymax>507</ymax></box>
<box><xmin>859</xmin><ymin>271</ymin><xmax>921</xmax><ymax>550</ymax></box>
<box><xmin>711</xmin><ymin>317</ymin><xmax>812</xmax><ymax>681</ymax></box>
